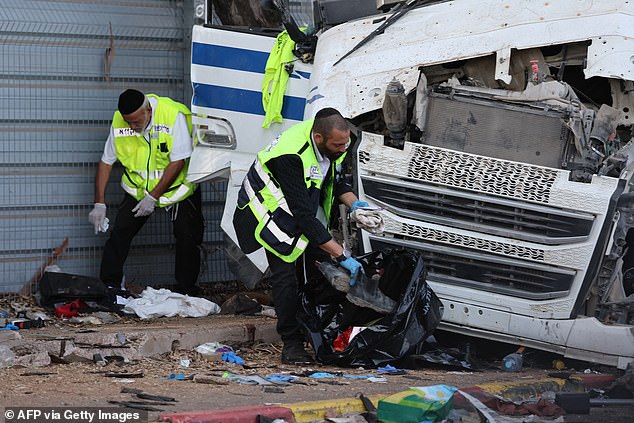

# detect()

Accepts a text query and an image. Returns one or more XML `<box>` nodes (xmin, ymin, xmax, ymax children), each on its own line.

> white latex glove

<box><xmin>88</xmin><ymin>203</ymin><xmax>109</xmax><ymax>234</ymax></box>
<box><xmin>350</xmin><ymin>207</ymin><xmax>385</xmax><ymax>234</ymax></box>
<box><xmin>132</xmin><ymin>193</ymin><xmax>157</xmax><ymax>217</ymax></box>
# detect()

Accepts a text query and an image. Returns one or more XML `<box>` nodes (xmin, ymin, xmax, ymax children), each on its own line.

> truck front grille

<box><xmin>362</xmin><ymin>177</ymin><xmax>593</xmax><ymax>244</ymax></box>
<box><xmin>370</xmin><ymin>238</ymin><xmax>574</xmax><ymax>300</ymax></box>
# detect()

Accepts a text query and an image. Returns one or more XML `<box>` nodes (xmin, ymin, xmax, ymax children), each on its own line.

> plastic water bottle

<box><xmin>502</xmin><ymin>348</ymin><xmax>524</xmax><ymax>372</ymax></box>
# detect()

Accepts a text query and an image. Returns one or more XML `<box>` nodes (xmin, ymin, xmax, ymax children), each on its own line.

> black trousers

<box><xmin>265</xmin><ymin>244</ymin><xmax>330</xmax><ymax>344</ymax></box>
<box><xmin>100</xmin><ymin>188</ymin><xmax>204</xmax><ymax>295</ymax></box>
<box><xmin>265</xmin><ymin>249</ymin><xmax>305</xmax><ymax>343</ymax></box>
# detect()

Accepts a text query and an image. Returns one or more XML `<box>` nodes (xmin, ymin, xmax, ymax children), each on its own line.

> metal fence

<box><xmin>0</xmin><ymin>0</ymin><xmax>233</xmax><ymax>295</ymax></box>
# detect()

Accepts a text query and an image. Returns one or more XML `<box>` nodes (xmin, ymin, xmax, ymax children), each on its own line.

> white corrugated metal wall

<box><xmin>0</xmin><ymin>0</ymin><xmax>232</xmax><ymax>294</ymax></box>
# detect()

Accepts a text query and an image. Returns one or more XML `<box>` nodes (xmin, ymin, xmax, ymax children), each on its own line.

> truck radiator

<box><xmin>422</xmin><ymin>90</ymin><xmax>571</xmax><ymax>169</ymax></box>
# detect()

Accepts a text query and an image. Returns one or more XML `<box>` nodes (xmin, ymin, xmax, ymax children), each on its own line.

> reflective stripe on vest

<box><xmin>112</xmin><ymin>94</ymin><xmax>195</xmax><ymax>207</ymax></box>
<box><xmin>236</xmin><ymin>119</ymin><xmax>347</xmax><ymax>262</ymax></box>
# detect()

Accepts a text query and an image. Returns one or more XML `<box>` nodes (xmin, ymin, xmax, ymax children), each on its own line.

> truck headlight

<box><xmin>193</xmin><ymin>115</ymin><xmax>236</xmax><ymax>149</ymax></box>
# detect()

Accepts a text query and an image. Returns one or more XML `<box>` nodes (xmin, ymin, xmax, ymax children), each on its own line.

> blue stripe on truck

<box><xmin>192</xmin><ymin>83</ymin><xmax>305</xmax><ymax>121</ymax></box>
<box><xmin>192</xmin><ymin>42</ymin><xmax>268</xmax><ymax>73</ymax></box>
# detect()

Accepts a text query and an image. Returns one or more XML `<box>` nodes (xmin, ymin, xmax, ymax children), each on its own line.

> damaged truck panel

<box><xmin>307</xmin><ymin>1</ymin><xmax>634</xmax><ymax>118</ymax></box>
<box><xmin>189</xmin><ymin>0</ymin><xmax>634</xmax><ymax>368</ymax></box>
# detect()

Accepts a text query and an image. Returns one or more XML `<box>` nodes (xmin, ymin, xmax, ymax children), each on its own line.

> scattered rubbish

<box><xmin>555</xmin><ymin>392</ymin><xmax>634</xmax><ymax>414</ymax></box>
<box><xmin>377</xmin><ymin>364</ymin><xmax>408</xmax><ymax>374</ymax></box>
<box><xmin>552</xmin><ymin>359</ymin><xmax>566</xmax><ymax>370</ymax></box>
<box><xmin>180</xmin><ymin>358</ymin><xmax>190</xmax><ymax>368</ymax></box>
<box><xmin>256</xmin><ymin>417</ymin><xmax>289</xmax><ymax>423</ymax></box>
<box><xmin>316</xmin><ymin>379</ymin><xmax>350</xmax><ymax>385</ymax></box>
<box><xmin>0</xmin><ymin>344</ymin><xmax>16</xmax><ymax>368</ymax></box>
<box><xmin>502</xmin><ymin>347</ymin><xmax>525</xmax><ymax>372</ymax></box>
<box><xmin>1</xmin><ymin>323</ymin><xmax>19</xmax><ymax>331</ymax></box>
<box><xmin>309</xmin><ymin>372</ymin><xmax>337</xmax><ymax>379</ymax></box>
<box><xmin>265</xmin><ymin>374</ymin><xmax>298</xmax><ymax>384</ymax></box>
<box><xmin>105</xmin><ymin>372</ymin><xmax>144</xmax><ymax>378</ymax></box>
<box><xmin>194</xmin><ymin>342</ymin><xmax>231</xmax><ymax>361</ymax></box>
<box><xmin>367</xmin><ymin>376</ymin><xmax>388</xmax><ymax>383</ymax></box>
<box><xmin>460</xmin><ymin>390</ymin><xmax>566</xmax><ymax>422</ymax></box>
<box><xmin>193</xmin><ymin>374</ymin><xmax>230</xmax><ymax>385</ymax></box>
<box><xmin>360</xmin><ymin>393</ymin><xmax>378</xmax><ymax>423</ymax></box>
<box><xmin>164</xmin><ymin>373</ymin><xmax>193</xmax><ymax>381</ymax></box>
<box><xmin>221</xmin><ymin>351</ymin><xmax>245</xmax><ymax>365</ymax></box>
<box><xmin>137</xmin><ymin>392</ymin><xmax>177</xmax><ymax>402</ymax></box>
<box><xmin>319</xmin><ymin>261</ymin><xmax>396</xmax><ymax>314</ymax></box>
<box><xmin>302</xmin><ymin>249</ymin><xmax>443</xmax><ymax>368</ymax></box>
<box><xmin>219</xmin><ymin>293</ymin><xmax>263</xmax><ymax>315</ymax></box>
<box><xmin>122</xmin><ymin>287</ymin><xmax>220</xmax><ymax>319</ymax></box>
<box><xmin>54</xmin><ymin>299</ymin><xmax>89</xmax><ymax>318</ymax></box>
<box><xmin>107</xmin><ymin>400</ymin><xmax>163</xmax><ymax>412</ymax></box>
<box><xmin>10</xmin><ymin>318</ymin><xmax>45</xmax><ymax>329</ymax></box>
<box><xmin>19</xmin><ymin>371</ymin><xmax>56</xmax><ymax>376</ymax></box>
<box><xmin>222</xmin><ymin>373</ymin><xmax>281</xmax><ymax>385</ymax></box>
<box><xmin>120</xmin><ymin>387</ymin><xmax>176</xmax><ymax>402</ymax></box>
<box><xmin>377</xmin><ymin>384</ymin><xmax>457</xmax><ymax>423</ymax></box>
<box><xmin>262</xmin><ymin>386</ymin><xmax>285</xmax><ymax>393</ymax></box>
<box><xmin>604</xmin><ymin>365</ymin><xmax>634</xmax><ymax>398</ymax></box>
<box><xmin>343</xmin><ymin>374</ymin><xmax>376</xmax><ymax>380</ymax></box>
<box><xmin>458</xmin><ymin>390</ymin><xmax>504</xmax><ymax>423</ymax></box>
<box><xmin>411</xmin><ymin>349</ymin><xmax>473</xmax><ymax>370</ymax></box>
<box><xmin>69</xmin><ymin>316</ymin><xmax>104</xmax><ymax>325</ymax></box>
<box><xmin>115</xmin><ymin>332</ymin><xmax>127</xmax><ymax>344</ymax></box>
<box><xmin>38</xmin><ymin>271</ymin><xmax>115</xmax><ymax>312</ymax></box>
<box><xmin>21</xmin><ymin>237</ymin><xmax>68</xmax><ymax>297</ymax></box>
<box><xmin>93</xmin><ymin>353</ymin><xmax>107</xmax><ymax>366</ymax></box>
<box><xmin>258</xmin><ymin>305</ymin><xmax>277</xmax><ymax>318</ymax></box>
<box><xmin>481</xmin><ymin>394</ymin><xmax>565</xmax><ymax>417</ymax></box>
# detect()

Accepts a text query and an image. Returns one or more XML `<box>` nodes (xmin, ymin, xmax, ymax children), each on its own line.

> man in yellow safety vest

<box><xmin>88</xmin><ymin>89</ymin><xmax>204</xmax><ymax>297</ymax></box>
<box><xmin>233</xmin><ymin>108</ymin><xmax>368</xmax><ymax>364</ymax></box>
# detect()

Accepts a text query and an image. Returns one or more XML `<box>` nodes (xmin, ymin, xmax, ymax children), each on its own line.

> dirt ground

<box><xmin>0</xmin><ymin>342</ymin><xmax>555</xmax><ymax>421</ymax></box>
<box><xmin>0</xmin><ymin>314</ymin><xmax>599</xmax><ymax>423</ymax></box>
<box><xmin>0</xmin><ymin>296</ymin><xmax>629</xmax><ymax>422</ymax></box>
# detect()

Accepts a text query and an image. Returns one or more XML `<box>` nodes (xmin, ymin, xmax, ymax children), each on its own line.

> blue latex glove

<box><xmin>222</xmin><ymin>351</ymin><xmax>245</xmax><ymax>365</ymax></box>
<box><xmin>1</xmin><ymin>323</ymin><xmax>19</xmax><ymax>331</ymax></box>
<box><xmin>350</xmin><ymin>199</ymin><xmax>369</xmax><ymax>212</ymax></box>
<box><xmin>339</xmin><ymin>257</ymin><xmax>363</xmax><ymax>286</ymax></box>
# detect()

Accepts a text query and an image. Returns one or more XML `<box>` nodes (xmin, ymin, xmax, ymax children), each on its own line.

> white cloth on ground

<box><xmin>122</xmin><ymin>287</ymin><xmax>220</xmax><ymax>319</ymax></box>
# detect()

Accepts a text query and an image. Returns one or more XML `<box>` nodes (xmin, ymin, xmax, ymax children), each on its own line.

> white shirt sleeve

<box><xmin>169</xmin><ymin>112</ymin><xmax>193</xmax><ymax>162</ymax></box>
<box><xmin>100</xmin><ymin>126</ymin><xmax>118</xmax><ymax>165</ymax></box>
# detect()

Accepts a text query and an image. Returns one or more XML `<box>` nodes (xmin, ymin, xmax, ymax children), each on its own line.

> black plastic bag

<box><xmin>298</xmin><ymin>248</ymin><xmax>443</xmax><ymax>368</ymax></box>
<box><xmin>37</xmin><ymin>272</ymin><xmax>121</xmax><ymax>313</ymax></box>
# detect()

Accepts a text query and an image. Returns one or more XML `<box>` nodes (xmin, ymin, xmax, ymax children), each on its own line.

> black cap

<box><xmin>118</xmin><ymin>89</ymin><xmax>145</xmax><ymax>115</ymax></box>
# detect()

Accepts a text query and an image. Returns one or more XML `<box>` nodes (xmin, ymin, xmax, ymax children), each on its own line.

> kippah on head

<box><xmin>315</xmin><ymin>107</ymin><xmax>342</xmax><ymax>120</ymax></box>
<box><xmin>118</xmin><ymin>89</ymin><xmax>145</xmax><ymax>115</ymax></box>
<box><xmin>313</xmin><ymin>107</ymin><xmax>348</xmax><ymax>138</ymax></box>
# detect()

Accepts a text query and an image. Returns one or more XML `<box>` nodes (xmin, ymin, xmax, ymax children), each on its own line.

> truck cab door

<box><xmin>188</xmin><ymin>23</ymin><xmax>313</xmax><ymax>273</ymax></box>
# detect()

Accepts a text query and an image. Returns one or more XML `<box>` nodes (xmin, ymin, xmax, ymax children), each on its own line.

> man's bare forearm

<box><xmin>95</xmin><ymin>161</ymin><xmax>113</xmax><ymax>204</ymax></box>
<box><xmin>149</xmin><ymin>159</ymin><xmax>185</xmax><ymax>199</ymax></box>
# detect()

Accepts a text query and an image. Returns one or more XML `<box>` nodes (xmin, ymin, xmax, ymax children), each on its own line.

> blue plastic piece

<box><xmin>222</xmin><ymin>351</ymin><xmax>245</xmax><ymax>365</ymax></box>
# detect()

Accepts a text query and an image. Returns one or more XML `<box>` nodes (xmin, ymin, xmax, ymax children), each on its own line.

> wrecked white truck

<box><xmin>187</xmin><ymin>0</ymin><xmax>634</xmax><ymax>369</ymax></box>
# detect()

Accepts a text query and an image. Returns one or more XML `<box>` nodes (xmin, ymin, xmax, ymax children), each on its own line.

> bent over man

<box><xmin>88</xmin><ymin>89</ymin><xmax>204</xmax><ymax>296</ymax></box>
<box><xmin>233</xmin><ymin>107</ymin><xmax>368</xmax><ymax>364</ymax></box>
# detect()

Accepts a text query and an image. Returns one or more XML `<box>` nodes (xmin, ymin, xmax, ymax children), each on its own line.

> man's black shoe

<box><xmin>281</xmin><ymin>342</ymin><xmax>314</xmax><ymax>365</ymax></box>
